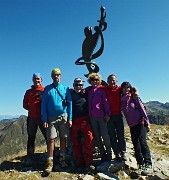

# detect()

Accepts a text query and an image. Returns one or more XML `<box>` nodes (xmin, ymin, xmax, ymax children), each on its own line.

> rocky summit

<box><xmin>0</xmin><ymin>124</ymin><xmax>168</xmax><ymax>180</ymax></box>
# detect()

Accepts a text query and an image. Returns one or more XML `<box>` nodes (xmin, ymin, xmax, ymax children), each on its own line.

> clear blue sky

<box><xmin>0</xmin><ymin>0</ymin><xmax>169</xmax><ymax>116</ymax></box>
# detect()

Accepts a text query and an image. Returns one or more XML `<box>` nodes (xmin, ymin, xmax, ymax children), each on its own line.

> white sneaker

<box><xmin>45</xmin><ymin>159</ymin><xmax>53</xmax><ymax>173</ymax></box>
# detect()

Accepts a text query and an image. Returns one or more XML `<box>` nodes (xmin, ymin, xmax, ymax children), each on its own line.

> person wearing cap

<box><xmin>41</xmin><ymin>68</ymin><xmax>72</xmax><ymax>173</ymax></box>
<box><xmin>70</xmin><ymin>78</ymin><xmax>94</xmax><ymax>173</ymax></box>
<box><xmin>23</xmin><ymin>73</ymin><xmax>47</xmax><ymax>165</ymax></box>
<box><xmin>87</xmin><ymin>73</ymin><xmax>112</xmax><ymax>163</ymax></box>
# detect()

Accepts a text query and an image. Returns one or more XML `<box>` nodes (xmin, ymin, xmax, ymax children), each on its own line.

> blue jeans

<box><xmin>108</xmin><ymin>114</ymin><xmax>126</xmax><ymax>155</ymax></box>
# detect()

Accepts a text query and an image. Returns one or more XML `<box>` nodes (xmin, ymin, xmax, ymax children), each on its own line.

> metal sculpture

<box><xmin>75</xmin><ymin>6</ymin><xmax>107</xmax><ymax>77</ymax></box>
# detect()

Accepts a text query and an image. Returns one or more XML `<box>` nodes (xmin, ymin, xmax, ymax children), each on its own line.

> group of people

<box><xmin>23</xmin><ymin>68</ymin><xmax>152</xmax><ymax>175</ymax></box>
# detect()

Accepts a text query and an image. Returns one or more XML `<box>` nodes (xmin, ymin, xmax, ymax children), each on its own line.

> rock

<box><xmin>147</xmin><ymin>136</ymin><xmax>153</xmax><ymax>141</ymax></box>
<box><xmin>155</xmin><ymin>159</ymin><xmax>169</xmax><ymax>170</ymax></box>
<box><xmin>157</xmin><ymin>137</ymin><xmax>167</xmax><ymax>144</ymax></box>
<box><xmin>96</xmin><ymin>161</ymin><xmax>125</xmax><ymax>174</ymax></box>
<box><xmin>126</xmin><ymin>142</ymin><xmax>133</xmax><ymax>149</ymax></box>
<box><xmin>83</xmin><ymin>174</ymin><xmax>95</xmax><ymax>180</ymax></box>
<box><xmin>162</xmin><ymin>170</ymin><xmax>169</xmax><ymax>177</ymax></box>
<box><xmin>122</xmin><ymin>170</ymin><xmax>129</xmax><ymax>178</ymax></box>
<box><xmin>155</xmin><ymin>129</ymin><xmax>162</xmax><ymax>135</ymax></box>
<box><xmin>97</xmin><ymin>172</ymin><xmax>117</xmax><ymax>180</ymax></box>
<box><xmin>126</xmin><ymin>156</ymin><xmax>138</xmax><ymax>170</ymax></box>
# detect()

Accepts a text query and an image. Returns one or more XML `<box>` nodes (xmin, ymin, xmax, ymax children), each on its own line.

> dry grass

<box><xmin>0</xmin><ymin>124</ymin><xmax>168</xmax><ymax>180</ymax></box>
<box><xmin>125</xmin><ymin>124</ymin><xmax>169</xmax><ymax>156</ymax></box>
<box><xmin>0</xmin><ymin>145</ymin><xmax>47</xmax><ymax>164</ymax></box>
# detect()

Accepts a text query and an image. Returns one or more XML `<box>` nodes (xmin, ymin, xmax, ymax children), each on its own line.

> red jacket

<box><xmin>23</xmin><ymin>85</ymin><xmax>44</xmax><ymax>119</ymax></box>
<box><xmin>101</xmin><ymin>85</ymin><xmax>121</xmax><ymax>115</ymax></box>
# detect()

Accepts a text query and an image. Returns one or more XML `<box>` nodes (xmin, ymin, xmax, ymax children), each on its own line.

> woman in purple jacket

<box><xmin>87</xmin><ymin>73</ymin><xmax>112</xmax><ymax>162</ymax></box>
<box><xmin>121</xmin><ymin>82</ymin><xmax>152</xmax><ymax>175</ymax></box>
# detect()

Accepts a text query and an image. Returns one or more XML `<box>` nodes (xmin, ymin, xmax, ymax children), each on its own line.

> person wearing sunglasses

<box><xmin>69</xmin><ymin>78</ymin><xmax>95</xmax><ymax>173</ymax></box>
<box><xmin>41</xmin><ymin>68</ymin><xmax>72</xmax><ymax>173</ymax></box>
<box><xmin>87</xmin><ymin>73</ymin><xmax>112</xmax><ymax>163</ymax></box>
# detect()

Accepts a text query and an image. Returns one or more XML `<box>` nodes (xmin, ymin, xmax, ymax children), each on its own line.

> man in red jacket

<box><xmin>103</xmin><ymin>74</ymin><xmax>127</xmax><ymax>162</ymax></box>
<box><xmin>23</xmin><ymin>73</ymin><xmax>47</xmax><ymax>165</ymax></box>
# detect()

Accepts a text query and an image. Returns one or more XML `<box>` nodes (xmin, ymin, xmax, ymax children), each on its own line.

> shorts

<box><xmin>47</xmin><ymin>114</ymin><xmax>69</xmax><ymax>140</ymax></box>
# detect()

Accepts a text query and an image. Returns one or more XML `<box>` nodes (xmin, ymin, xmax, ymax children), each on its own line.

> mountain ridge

<box><xmin>0</xmin><ymin>101</ymin><xmax>169</xmax><ymax>119</ymax></box>
<box><xmin>0</xmin><ymin>115</ymin><xmax>20</xmax><ymax>121</ymax></box>
<box><xmin>0</xmin><ymin>100</ymin><xmax>168</xmax><ymax>158</ymax></box>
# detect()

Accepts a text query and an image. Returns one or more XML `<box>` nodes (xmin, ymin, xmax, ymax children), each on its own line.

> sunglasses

<box><xmin>91</xmin><ymin>78</ymin><xmax>99</xmax><ymax>81</ymax></box>
<box><xmin>75</xmin><ymin>84</ymin><xmax>83</xmax><ymax>87</ymax></box>
<box><xmin>53</xmin><ymin>73</ymin><xmax>61</xmax><ymax>76</ymax></box>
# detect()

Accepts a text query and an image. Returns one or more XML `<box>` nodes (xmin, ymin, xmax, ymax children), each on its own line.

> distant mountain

<box><xmin>0</xmin><ymin>115</ymin><xmax>46</xmax><ymax>158</ymax></box>
<box><xmin>144</xmin><ymin>101</ymin><xmax>169</xmax><ymax>125</ymax></box>
<box><xmin>145</xmin><ymin>101</ymin><xmax>169</xmax><ymax>114</ymax></box>
<box><xmin>0</xmin><ymin>101</ymin><xmax>168</xmax><ymax>158</ymax></box>
<box><xmin>0</xmin><ymin>115</ymin><xmax>20</xmax><ymax>121</ymax></box>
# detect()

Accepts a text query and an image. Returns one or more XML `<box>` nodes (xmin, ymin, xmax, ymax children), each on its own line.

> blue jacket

<box><xmin>41</xmin><ymin>83</ymin><xmax>72</xmax><ymax>122</ymax></box>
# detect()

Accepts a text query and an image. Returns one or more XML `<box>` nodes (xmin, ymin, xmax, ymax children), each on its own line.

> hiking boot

<box><xmin>137</xmin><ymin>164</ymin><xmax>145</xmax><ymax>175</ymax></box>
<box><xmin>115</xmin><ymin>155</ymin><xmax>122</xmax><ymax>162</ymax></box>
<box><xmin>59</xmin><ymin>156</ymin><xmax>68</xmax><ymax>168</ymax></box>
<box><xmin>45</xmin><ymin>159</ymin><xmax>53</xmax><ymax>173</ymax></box>
<box><xmin>85</xmin><ymin>165</ymin><xmax>96</xmax><ymax>174</ymax></box>
<box><xmin>25</xmin><ymin>157</ymin><xmax>34</xmax><ymax>166</ymax></box>
<box><xmin>141</xmin><ymin>164</ymin><xmax>153</xmax><ymax>176</ymax></box>
<box><xmin>121</xmin><ymin>153</ymin><xmax>127</xmax><ymax>161</ymax></box>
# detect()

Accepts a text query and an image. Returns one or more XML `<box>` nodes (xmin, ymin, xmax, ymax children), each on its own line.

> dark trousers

<box><xmin>130</xmin><ymin>123</ymin><xmax>152</xmax><ymax>165</ymax></box>
<box><xmin>108</xmin><ymin>114</ymin><xmax>126</xmax><ymax>155</ymax></box>
<box><xmin>71</xmin><ymin>116</ymin><xmax>93</xmax><ymax>166</ymax></box>
<box><xmin>90</xmin><ymin>117</ymin><xmax>111</xmax><ymax>155</ymax></box>
<box><xmin>27</xmin><ymin>116</ymin><xmax>47</xmax><ymax>154</ymax></box>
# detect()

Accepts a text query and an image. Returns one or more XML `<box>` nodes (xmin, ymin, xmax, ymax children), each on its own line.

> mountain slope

<box><xmin>145</xmin><ymin>101</ymin><xmax>169</xmax><ymax>125</ymax></box>
<box><xmin>0</xmin><ymin>115</ymin><xmax>46</xmax><ymax>158</ymax></box>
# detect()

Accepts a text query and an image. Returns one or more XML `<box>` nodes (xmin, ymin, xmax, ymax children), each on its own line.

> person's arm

<box><xmin>23</xmin><ymin>91</ymin><xmax>29</xmax><ymax>110</ymax></box>
<box><xmin>41</xmin><ymin>87</ymin><xmax>48</xmax><ymax>124</ymax></box>
<box><xmin>82</xmin><ymin>85</ymin><xmax>93</xmax><ymax>94</ymax></box>
<box><xmin>66</xmin><ymin>87</ymin><xmax>72</xmax><ymax>125</ymax></box>
<box><xmin>102</xmin><ymin>90</ymin><xmax>111</xmax><ymax>122</ymax></box>
<box><xmin>135</xmin><ymin>97</ymin><xmax>150</xmax><ymax>131</ymax></box>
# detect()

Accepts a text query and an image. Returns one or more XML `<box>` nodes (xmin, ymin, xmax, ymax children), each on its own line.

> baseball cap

<box><xmin>32</xmin><ymin>73</ymin><xmax>41</xmax><ymax>79</ymax></box>
<box><xmin>51</xmin><ymin>68</ymin><xmax>61</xmax><ymax>75</ymax></box>
<box><xmin>74</xmin><ymin>78</ymin><xmax>85</xmax><ymax>83</ymax></box>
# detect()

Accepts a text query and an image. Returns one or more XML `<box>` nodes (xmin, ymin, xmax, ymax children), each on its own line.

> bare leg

<box><xmin>47</xmin><ymin>139</ymin><xmax>55</xmax><ymax>157</ymax></box>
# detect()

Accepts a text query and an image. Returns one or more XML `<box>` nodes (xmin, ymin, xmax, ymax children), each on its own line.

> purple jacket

<box><xmin>121</xmin><ymin>93</ymin><xmax>150</xmax><ymax>127</ymax></box>
<box><xmin>88</xmin><ymin>86</ymin><xmax>111</xmax><ymax>118</ymax></box>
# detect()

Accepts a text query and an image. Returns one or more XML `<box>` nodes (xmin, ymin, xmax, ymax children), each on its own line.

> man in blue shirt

<box><xmin>41</xmin><ymin>68</ymin><xmax>72</xmax><ymax>173</ymax></box>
